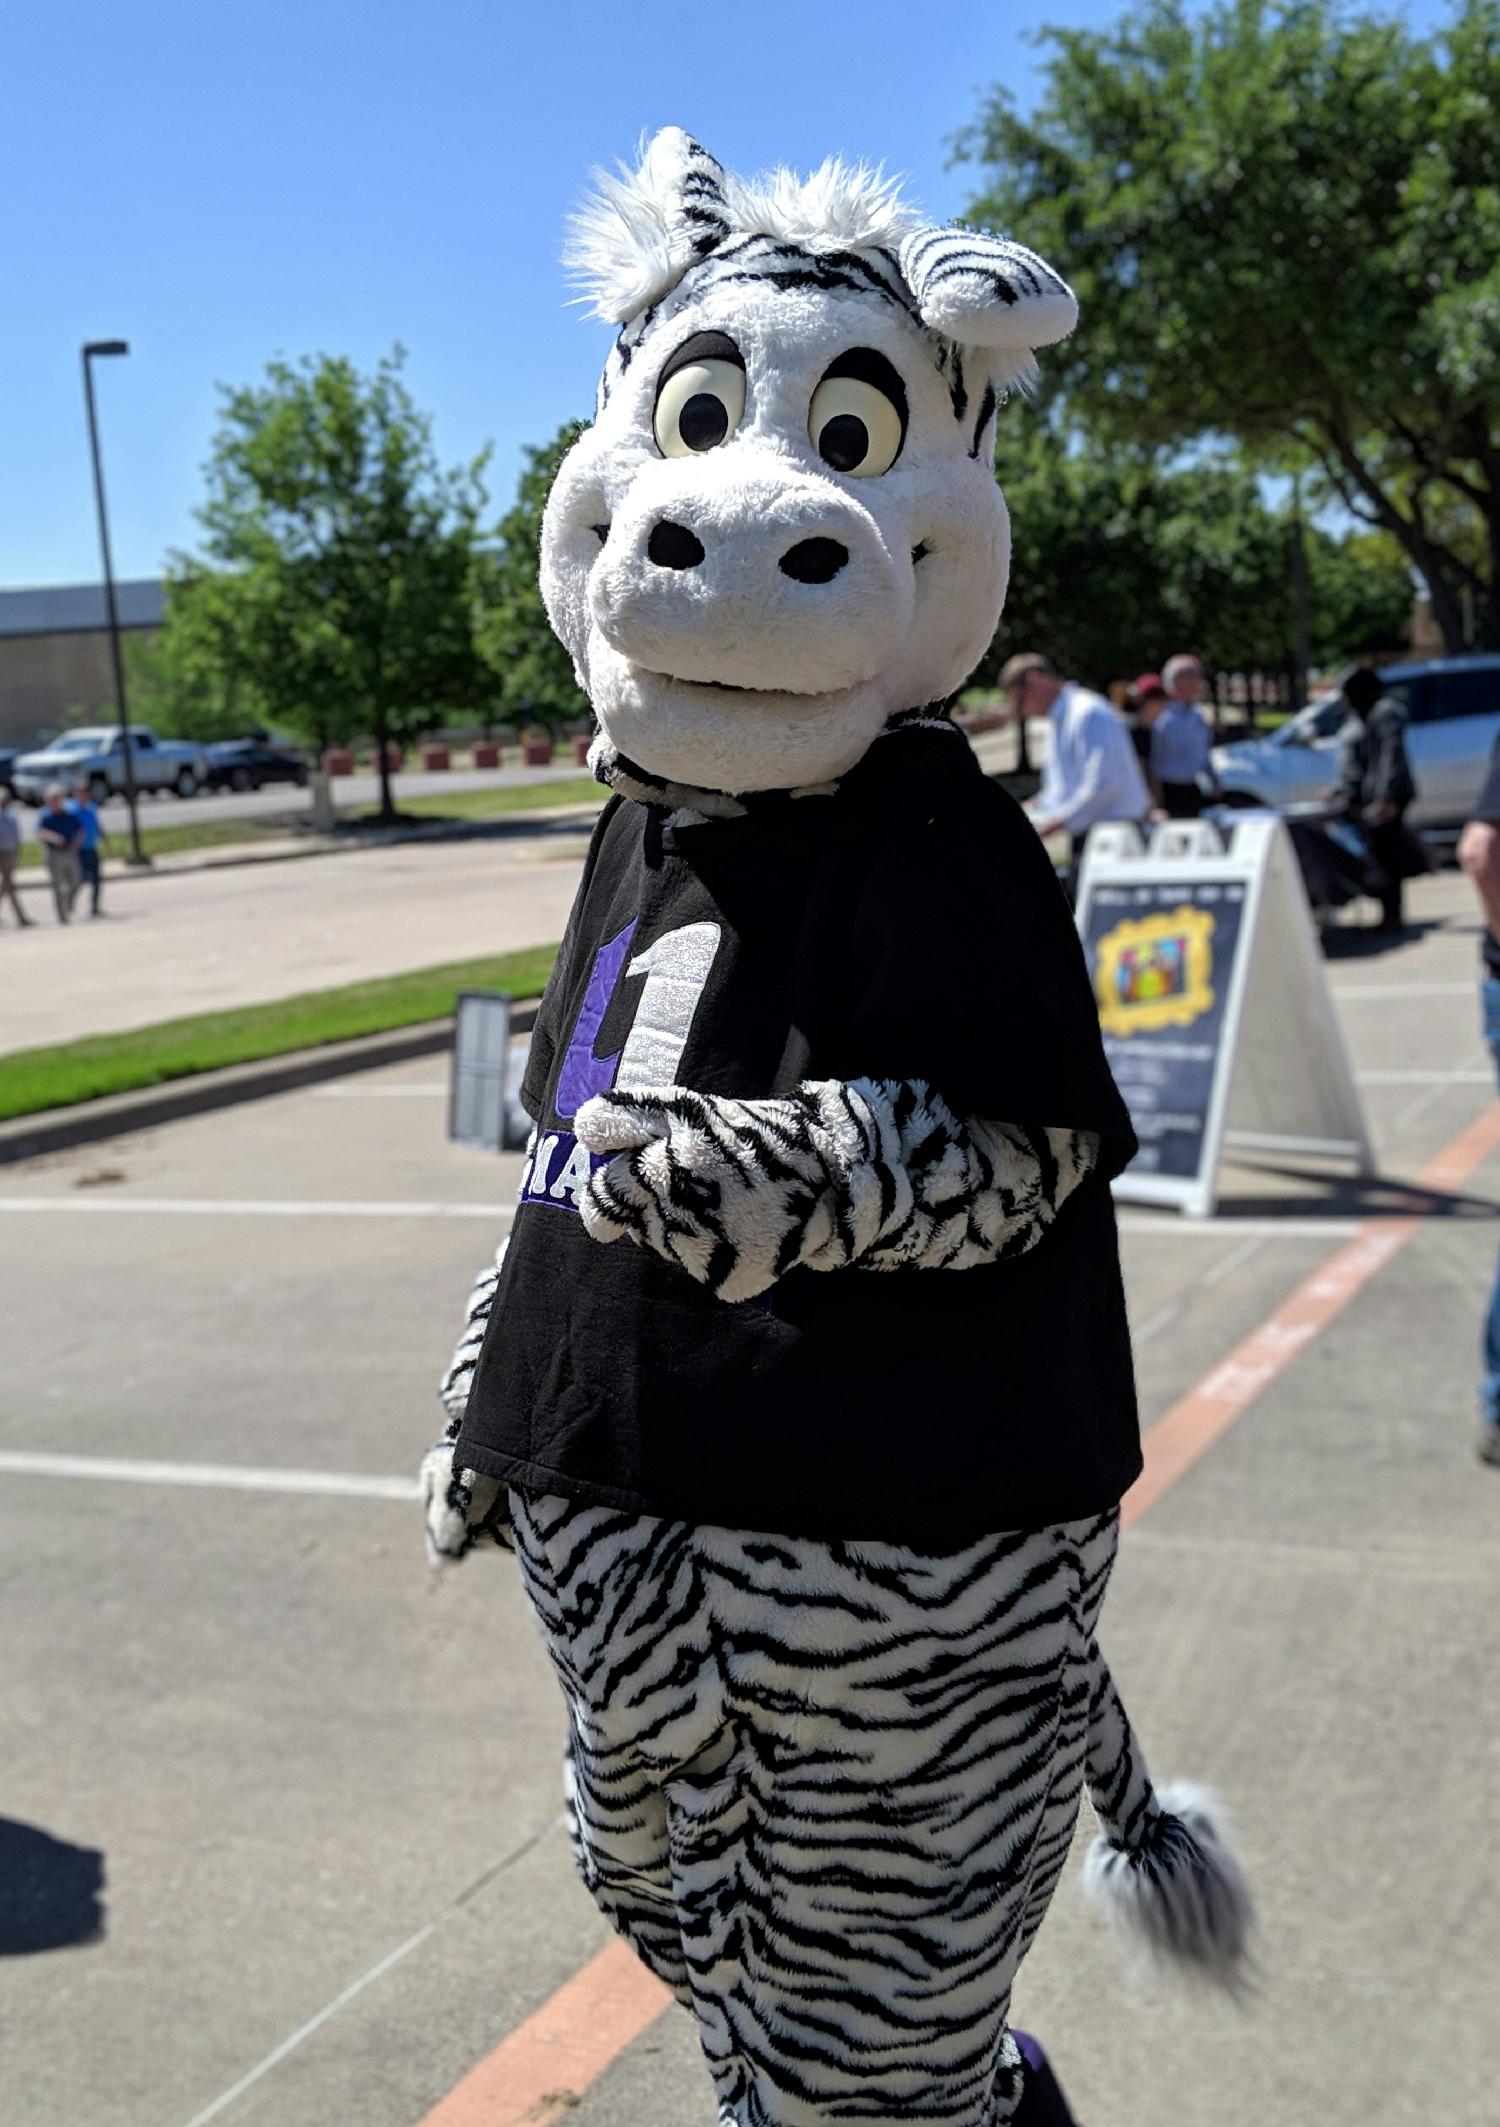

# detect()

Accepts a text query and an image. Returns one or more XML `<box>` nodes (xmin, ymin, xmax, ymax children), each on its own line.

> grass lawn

<box><xmin>14</xmin><ymin>775</ymin><xmax>606</xmax><ymax>869</ymax></box>
<box><xmin>0</xmin><ymin>945</ymin><xmax>560</xmax><ymax>1123</ymax></box>
<box><xmin>347</xmin><ymin>777</ymin><xmax>603</xmax><ymax>825</ymax></box>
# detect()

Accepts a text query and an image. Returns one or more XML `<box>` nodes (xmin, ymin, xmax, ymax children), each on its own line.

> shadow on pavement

<box><xmin>0</xmin><ymin>1819</ymin><xmax>106</xmax><ymax>1955</ymax></box>
<box><xmin>1221</xmin><ymin>1166</ymin><xmax>1499</xmax><ymax>1222</ymax></box>
<box><xmin>1320</xmin><ymin>918</ymin><xmax>1447</xmax><ymax>959</ymax></box>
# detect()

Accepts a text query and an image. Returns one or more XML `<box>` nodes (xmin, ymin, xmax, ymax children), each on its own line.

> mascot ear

<box><xmin>566</xmin><ymin>126</ymin><xmax>732</xmax><ymax>325</ymax></box>
<box><xmin>899</xmin><ymin>226</ymin><xmax>1077</xmax><ymax>370</ymax></box>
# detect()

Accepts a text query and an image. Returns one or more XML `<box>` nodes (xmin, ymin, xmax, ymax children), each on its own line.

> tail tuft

<box><xmin>1082</xmin><ymin>1780</ymin><xmax>1253</xmax><ymax>1995</ymax></box>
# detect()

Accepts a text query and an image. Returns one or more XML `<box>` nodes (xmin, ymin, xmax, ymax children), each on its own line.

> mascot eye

<box><xmin>653</xmin><ymin>336</ymin><xmax>747</xmax><ymax>459</ymax></box>
<box><xmin>808</xmin><ymin>350</ymin><xmax>907</xmax><ymax>478</ymax></box>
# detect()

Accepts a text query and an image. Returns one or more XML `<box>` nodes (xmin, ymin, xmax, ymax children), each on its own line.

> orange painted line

<box><xmin>421</xmin><ymin>1100</ymin><xmax>1500</xmax><ymax>2124</ymax></box>
<box><xmin>416</xmin><ymin>1937</ymin><xmax>671</xmax><ymax>2127</ymax></box>
<box><xmin>1124</xmin><ymin>1100</ymin><xmax>1500</xmax><ymax>1528</ymax></box>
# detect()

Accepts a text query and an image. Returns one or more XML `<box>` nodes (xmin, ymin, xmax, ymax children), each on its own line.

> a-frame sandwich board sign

<box><xmin>1074</xmin><ymin>814</ymin><xmax>1371</xmax><ymax>1218</ymax></box>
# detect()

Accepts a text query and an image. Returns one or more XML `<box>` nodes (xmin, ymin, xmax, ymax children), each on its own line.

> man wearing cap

<box><xmin>1149</xmin><ymin>653</ymin><xmax>1221</xmax><ymax>818</ymax></box>
<box><xmin>1000</xmin><ymin>653</ymin><xmax>1150</xmax><ymax>885</ymax></box>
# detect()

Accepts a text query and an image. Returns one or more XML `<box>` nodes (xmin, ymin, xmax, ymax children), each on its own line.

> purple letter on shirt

<box><xmin>554</xmin><ymin>919</ymin><xmax>638</xmax><ymax>1120</ymax></box>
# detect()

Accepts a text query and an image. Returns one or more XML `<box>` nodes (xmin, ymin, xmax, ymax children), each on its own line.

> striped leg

<box><xmin>510</xmin><ymin>1492</ymin><xmax>1116</xmax><ymax>2127</ymax></box>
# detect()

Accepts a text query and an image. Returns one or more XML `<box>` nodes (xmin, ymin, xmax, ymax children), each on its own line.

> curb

<box><xmin>0</xmin><ymin>1001</ymin><xmax>541</xmax><ymax>1168</ymax></box>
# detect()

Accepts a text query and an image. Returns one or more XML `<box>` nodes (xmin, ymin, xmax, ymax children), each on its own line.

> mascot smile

<box><xmin>424</xmin><ymin>129</ymin><xmax>1252</xmax><ymax>2127</ymax></box>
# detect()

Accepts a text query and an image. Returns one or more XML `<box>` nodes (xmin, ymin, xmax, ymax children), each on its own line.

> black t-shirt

<box><xmin>1472</xmin><ymin>734</ymin><xmax>1500</xmax><ymax>976</ymax></box>
<box><xmin>457</xmin><ymin>724</ymin><xmax>1143</xmax><ymax>1542</ymax></box>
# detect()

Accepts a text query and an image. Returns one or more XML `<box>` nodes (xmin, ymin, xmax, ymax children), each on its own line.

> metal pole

<box><xmin>1290</xmin><ymin>470</ymin><xmax>1312</xmax><ymax>717</ymax></box>
<box><xmin>82</xmin><ymin>341</ymin><xmax>148</xmax><ymax>866</ymax></box>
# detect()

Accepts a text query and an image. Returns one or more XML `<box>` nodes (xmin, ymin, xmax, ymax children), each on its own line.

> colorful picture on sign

<box><xmin>1093</xmin><ymin>906</ymin><xmax>1216</xmax><ymax>1035</ymax></box>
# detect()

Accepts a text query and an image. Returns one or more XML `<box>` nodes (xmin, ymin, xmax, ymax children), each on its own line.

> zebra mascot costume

<box><xmin>425</xmin><ymin>128</ymin><xmax>1250</xmax><ymax>2127</ymax></box>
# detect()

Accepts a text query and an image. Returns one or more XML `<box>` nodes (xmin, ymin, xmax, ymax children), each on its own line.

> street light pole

<box><xmin>82</xmin><ymin>339</ymin><xmax>148</xmax><ymax>867</ymax></box>
<box><xmin>1290</xmin><ymin>468</ymin><xmax>1313</xmax><ymax>718</ymax></box>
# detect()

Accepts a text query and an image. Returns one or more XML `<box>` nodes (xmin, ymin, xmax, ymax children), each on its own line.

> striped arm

<box><xmin>827</xmin><ymin>1081</ymin><xmax>1099</xmax><ymax>1274</ymax></box>
<box><xmin>573</xmin><ymin>1080</ymin><xmax>1098</xmax><ymax>1304</ymax></box>
<box><xmin>421</xmin><ymin>1235</ymin><xmax>512</xmax><ymax>1563</ymax></box>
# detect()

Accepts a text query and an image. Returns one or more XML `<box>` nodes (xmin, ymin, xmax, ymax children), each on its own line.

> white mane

<box><xmin>566</xmin><ymin>134</ymin><xmax>921</xmax><ymax>323</ymax></box>
<box><xmin>722</xmin><ymin>157</ymin><xmax>919</xmax><ymax>255</ymax></box>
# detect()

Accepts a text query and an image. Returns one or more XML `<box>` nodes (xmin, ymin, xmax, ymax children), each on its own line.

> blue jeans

<box><xmin>1482</xmin><ymin>980</ymin><xmax>1500</xmax><ymax>1426</ymax></box>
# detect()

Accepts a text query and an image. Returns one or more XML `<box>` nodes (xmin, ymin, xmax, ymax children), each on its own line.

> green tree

<box><xmin>474</xmin><ymin>421</ymin><xmax>591</xmax><ymax>734</ymax></box>
<box><xmin>960</xmin><ymin>0</ymin><xmax>1500</xmax><ymax>649</ymax></box>
<box><xmin>119</xmin><ymin>606</ymin><xmax>258</xmax><ymax>744</ymax></box>
<box><xmin>985</xmin><ymin>417</ymin><xmax>1410</xmax><ymax>702</ymax></box>
<box><xmin>168</xmin><ymin>350</ymin><xmax>490</xmax><ymax>819</ymax></box>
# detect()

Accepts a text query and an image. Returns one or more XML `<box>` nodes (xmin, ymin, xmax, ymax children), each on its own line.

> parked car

<box><xmin>0</xmin><ymin>746</ymin><xmax>19</xmax><ymax>797</ymax></box>
<box><xmin>11</xmin><ymin>726</ymin><xmax>210</xmax><ymax>804</ymax></box>
<box><xmin>204</xmin><ymin>738</ymin><xmax>310</xmax><ymax>792</ymax></box>
<box><xmin>1211</xmin><ymin>656</ymin><xmax>1500</xmax><ymax>832</ymax></box>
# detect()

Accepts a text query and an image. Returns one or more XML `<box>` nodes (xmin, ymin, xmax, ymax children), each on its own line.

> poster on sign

<box><xmin>1075</xmin><ymin>817</ymin><xmax>1370</xmax><ymax>1217</ymax></box>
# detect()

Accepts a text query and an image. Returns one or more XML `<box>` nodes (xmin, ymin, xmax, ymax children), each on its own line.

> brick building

<box><xmin>0</xmin><ymin>579</ymin><xmax>165</xmax><ymax>750</ymax></box>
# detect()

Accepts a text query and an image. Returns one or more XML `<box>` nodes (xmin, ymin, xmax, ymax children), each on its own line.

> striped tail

<box><xmin>1080</xmin><ymin>1643</ymin><xmax>1254</xmax><ymax>1994</ymax></box>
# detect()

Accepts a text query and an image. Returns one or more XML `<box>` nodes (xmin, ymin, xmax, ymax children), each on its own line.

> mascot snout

<box><xmin>588</xmin><ymin>452</ymin><xmax>909</xmax><ymax>697</ymax></box>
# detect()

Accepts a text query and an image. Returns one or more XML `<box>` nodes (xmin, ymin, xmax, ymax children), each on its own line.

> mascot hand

<box><xmin>573</xmin><ymin>1081</ymin><xmax>911</xmax><ymax>1303</ymax></box>
<box><xmin>420</xmin><ymin>1436</ymin><xmax>512</xmax><ymax>1566</ymax></box>
<box><xmin>425</xmin><ymin>1236</ymin><xmax>514</xmax><ymax>1566</ymax></box>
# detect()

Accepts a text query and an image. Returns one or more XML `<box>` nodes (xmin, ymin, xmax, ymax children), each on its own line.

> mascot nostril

<box><xmin>435</xmin><ymin>124</ymin><xmax>1253</xmax><ymax>2127</ymax></box>
<box><xmin>778</xmin><ymin>537</ymin><xmax>849</xmax><ymax>585</ymax></box>
<box><xmin>647</xmin><ymin>520</ymin><xmax>706</xmax><ymax>572</ymax></box>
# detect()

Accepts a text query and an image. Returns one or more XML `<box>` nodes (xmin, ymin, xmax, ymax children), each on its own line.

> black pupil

<box><xmin>819</xmin><ymin>413</ymin><xmax>869</xmax><ymax>472</ymax></box>
<box><xmin>679</xmin><ymin>392</ymin><xmax>729</xmax><ymax>451</ymax></box>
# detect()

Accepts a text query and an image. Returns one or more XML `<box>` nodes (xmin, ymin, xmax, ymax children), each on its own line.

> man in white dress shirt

<box><xmin>1000</xmin><ymin>653</ymin><xmax>1150</xmax><ymax>877</ymax></box>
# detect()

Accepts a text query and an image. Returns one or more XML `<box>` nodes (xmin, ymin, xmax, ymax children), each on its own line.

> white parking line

<box><xmin>0</xmin><ymin>1196</ymin><xmax>512</xmax><ymax>1219</ymax></box>
<box><xmin>1332</xmin><ymin>981</ymin><xmax>1475</xmax><ymax>999</ymax></box>
<box><xmin>1357</xmin><ymin>1070</ymin><xmax>1492</xmax><ymax>1085</ymax></box>
<box><xmin>0</xmin><ymin>1450</ymin><xmax>419</xmax><ymax>1499</ymax></box>
<box><xmin>1131</xmin><ymin>1231</ymin><xmax>1271</xmax><ymax>1347</ymax></box>
<box><xmin>0</xmin><ymin>1197</ymin><xmax>1361</xmax><ymax>1236</ymax></box>
<box><xmin>176</xmin><ymin>1819</ymin><xmax>562</xmax><ymax>2127</ymax></box>
<box><xmin>1117</xmin><ymin>1213</ymin><xmax>1360</xmax><ymax>1238</ymax></box>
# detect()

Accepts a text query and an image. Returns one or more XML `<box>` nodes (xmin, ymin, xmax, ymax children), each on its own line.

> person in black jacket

<box><xmin>1335</xmin><ymin>666</ymin><xmax>1421</xmax><ymax>931</ymax></box>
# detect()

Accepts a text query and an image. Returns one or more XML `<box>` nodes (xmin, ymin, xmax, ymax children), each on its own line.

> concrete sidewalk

<box><xmin>0</xmin><ymin>867</ymin><xmax>1495</xmax><ymax>2127</ymax></box>
<box><xmin>0</xmin><ymin>817</ymin><xmax>591</xmax><ymax>1050</ymax></box>
<box><xmin>0</xmin><ymin>727</ymin><xmax>1018</xmax><ymax>1055</ymax></box>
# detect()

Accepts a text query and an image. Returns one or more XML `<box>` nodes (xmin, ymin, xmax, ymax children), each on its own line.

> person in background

<box><xmin>68</xmin><ymin>780</ymin><xmax>107</xmax><ymax>918</ymax></box>
<box><xmin>0</xmin><ymin>789</ymin><xmax>34</xmax><ymax>927</ymax></box>
<box><xmin>999</xmin><ymin>651</ymin><xmax>1150</xmax><ymax>894</ymax></box>
<box><xmin>36</xmin><ymin>783</ymin><xmax>82</xmax><ymax>923</ymax></box>
<box><xmin>1130</xmin><ymin>672</ymin><xmax>1169</xmax><ymax>790</ymax></box>
<box><xmin>1336</xmin><ymin>666</ymin><xmax>1420</xmax><ymax>931</ymax></box>
<box><xmin>1151</xmin><ymin>654</ymin><xmax>1221</xmax><ymax>817</ymax></box>
<box><xmin>1457</xmin><ymin>745</ymin><xmax>1500</xmax><ymax>1467</ymax></box>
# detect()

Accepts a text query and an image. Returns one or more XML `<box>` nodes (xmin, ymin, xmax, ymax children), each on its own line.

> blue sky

<box><xmin>6</xmin><ymin>0</ymin><xmax>1449</xmax><ymax>587</ymax></box>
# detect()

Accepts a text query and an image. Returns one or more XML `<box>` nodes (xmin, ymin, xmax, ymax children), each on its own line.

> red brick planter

<box><xmin>521</xmin><ymin>738</ymin><xmax>555</xmax><ymax>767</ymax></box>
<box><xmin>322</xmin><ymin>748</ymin><xmax>354</xmax><ymax>776</ymax></box>
<box><xmin>420</xmin><ymin>744</ymin><xmax>451</xmax><ymax>771</ymax></box>
<box><xmin>572</xmin><ymin>734</ymin><xmax>592</xmax><ymax>766</ymax></box>
<box><xmin>471</xmin><ymin>742</ymin><xmax>501</xmax><ymax>769</ymax></box>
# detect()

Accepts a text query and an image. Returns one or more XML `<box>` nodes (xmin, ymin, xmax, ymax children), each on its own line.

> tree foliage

<box><xmin>959</xmin><ymin>0</ymin><xmax>1500</xmax><ymax>649</ymax></box>
<box><xmin>983</xmin><ymin>413</ymin><xmax>1412</xmax><ymax>694</ymax></box>
<box><xmin>473</xmin><ymin>421</ymin><xmax>591</xmax><ymax>733</ymax></box>
<box><xmin>163</xmin><ymin>350</ymin><xmax>490</xmax><ymax>816</ymax></box>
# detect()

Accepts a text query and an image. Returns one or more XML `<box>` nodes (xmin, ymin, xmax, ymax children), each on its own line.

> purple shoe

<box><xmin>1011</xmin><ymin>2031</ymin><xmax>1080</xmax><ymax>2126</ymax></box>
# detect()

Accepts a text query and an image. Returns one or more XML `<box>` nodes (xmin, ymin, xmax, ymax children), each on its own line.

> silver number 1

<box><xmin>614</xmin><ymin>921</ymin><xmax>723</xmax><ymax>1092</ymax></box>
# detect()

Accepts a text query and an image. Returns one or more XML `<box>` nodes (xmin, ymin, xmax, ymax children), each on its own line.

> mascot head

<box><xmin>542</xmin><ymin>128</ymin><xmax>1075</xmax><ymax>795</ymax></box>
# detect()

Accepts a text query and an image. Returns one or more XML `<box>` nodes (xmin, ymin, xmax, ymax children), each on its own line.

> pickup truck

<box><xmin>11</xmin><ymin>726</ymin><xmax>211</xmax><ymax>804</ymax></box>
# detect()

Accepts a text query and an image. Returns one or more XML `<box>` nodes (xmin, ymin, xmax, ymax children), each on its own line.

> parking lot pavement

<box><xmin>1</xmin><ymin>870</ymin><xmax>1497</xmax><ymax>2126</ymax></box>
